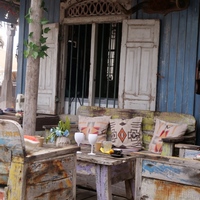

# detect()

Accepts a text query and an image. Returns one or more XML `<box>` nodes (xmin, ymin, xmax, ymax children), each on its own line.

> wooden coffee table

<box><xmin>76</xmin><ymin>145</ymin><xmax>137</xmax><ymax>200</ymax></box>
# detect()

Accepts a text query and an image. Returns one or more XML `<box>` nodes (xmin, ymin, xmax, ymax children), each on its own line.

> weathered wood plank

<box><xmin>96</xmin><ymin>165</ymin><xmax>112</xmax><ymax>200</ymax></box>
<box><xmin>26</xmin><ymin>155</ymin><xmax>75</xmax><ymax>184</ymax></box>
<box><xmin>7</xmin><ymin>157</ymin><xmax>25</xmax><ymax>200</ymax></box>
<box><xmin>0</xmin><ymin>119</ymin><xmax>25</xmax><ymax>157</ymax></box>
<box><xmin>135</xmin><ymin>158</ymin><xmax>142</xmax><ymax>200</ymax></box>
<box><xmin>140</xmin><ymin>178</ymin><xmax>200</xmax><ymax>200</ymax></box>
<box><xmin>25</xmin><ymin>144</ymin><xmax>79</xmax><ymax>162</ymax></box>
<box><xmin>131</xmin><ymin>152</ymin><xmax>200</xmax><ymax>169</ymax></box>
<box><xmin>0</xmin><ymin>146</ymin><xmax>11</xmax><ymax>184</ymax></box>
<box><xmin>0</xmin><ymin>146</ymin><xmax>11</xmax><ymax>162</ymax></box>
<box><xmin>183</xmin><ymin>149</ymin><xmax>200</xmax><ymax>158</ymax></box>
<box><xmin>142</xmin><ymin>160</ymin><xmax>200</xmax><ymax>187</ymax></box>
<box><xmin>25</xmin><ymin>177</ymin><xmax>74</xmax><ymax>200</ymax></box>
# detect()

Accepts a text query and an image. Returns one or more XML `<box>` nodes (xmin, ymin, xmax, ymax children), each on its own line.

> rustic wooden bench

<box><xmin>43</xmin><ymin>106</ymin><xmax>197</xmax><ymax>199</ymax></box>
<box><xmin>0</xmin><ymin>119</ymin><xmax>79</xmax><ymax>200</ymax></box>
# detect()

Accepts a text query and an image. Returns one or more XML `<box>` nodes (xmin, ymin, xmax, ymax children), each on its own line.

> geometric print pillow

<box><xmin>110</xmin><ymin>117</ymin><xmax>143</xmax><ymax>150</ymax></box>
<box><xmin>148</xmin><ymin>119</ymin><xmax>188</xmax><ymax>154</ymax></box>
<box><xmin>78</xmin><ymin>115</ymin><xmax>111</xmax><ymax>144</ymax></box>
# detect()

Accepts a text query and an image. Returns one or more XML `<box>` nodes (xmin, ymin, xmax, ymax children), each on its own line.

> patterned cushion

<box><xmin>110</xmin><ymin>117</ymin><xmax>143</xmax><ymax>150</ymax></box>
<box><xmin>78</xmin><ymin>115</ymin><xmax>111</xmax><ymax>144</ymax></box>
<box><xmin>149</xmin><ymin>119</ymin><xmax>187</xmax><ymax>154</ymax></box>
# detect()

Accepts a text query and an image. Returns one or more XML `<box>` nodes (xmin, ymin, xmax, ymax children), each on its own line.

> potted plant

<box><xmin>46</xmin><ymin>117</ymin><xmax>71</xmax><ymax>147</ymax></box>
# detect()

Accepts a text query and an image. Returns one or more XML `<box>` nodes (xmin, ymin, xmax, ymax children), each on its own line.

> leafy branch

<box><xmin>24</xmin><ymin>1</ymin><xmax>50</xmax><ymax>59</ymax></box>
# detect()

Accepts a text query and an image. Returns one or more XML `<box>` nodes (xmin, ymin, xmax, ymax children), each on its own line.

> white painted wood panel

<box><xmin>37</xmin><ymin>23</ymin><xmax>59</xmax><ymax>114</ymax></box>
<box><xmin>119</xmin><ymin>19</ymin><xmax>160</xmax><ymax>111</ymax></box>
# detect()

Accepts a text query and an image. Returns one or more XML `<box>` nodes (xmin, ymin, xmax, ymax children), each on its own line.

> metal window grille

<box><xmin>65</xmin><ymin>23</ymin><xmax>122</xmax><ymax>114</ymax></box>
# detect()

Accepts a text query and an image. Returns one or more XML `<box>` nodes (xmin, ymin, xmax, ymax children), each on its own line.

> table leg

<box><xmin>95</xmin><ymin>165</ymin><xmax>112</xmax><ymax>200</ymax></box>
<box><xmin>125</xmin><ymin>179</ymin><xmax>134</xmax><ymax>200</ymax></box>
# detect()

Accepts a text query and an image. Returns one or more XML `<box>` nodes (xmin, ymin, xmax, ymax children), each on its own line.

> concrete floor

<box><xmin>76</xmin><ymin>187</ymin><xmax>127</xmax><ymax>200</ymax></box>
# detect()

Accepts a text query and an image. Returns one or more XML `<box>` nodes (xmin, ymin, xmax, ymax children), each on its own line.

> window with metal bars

<box><xmin>65</xmin><ymin>23</ymin><xmax>122</xmax><ymax>114</ymax></box>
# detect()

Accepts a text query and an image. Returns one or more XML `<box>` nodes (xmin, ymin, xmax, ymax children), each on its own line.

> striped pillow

<box><xmin>110</xmin><ymin>117</ymin><xmax>143</xmax><ymax>150</ymax></box>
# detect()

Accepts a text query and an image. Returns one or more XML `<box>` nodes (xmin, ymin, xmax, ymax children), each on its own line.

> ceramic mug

<box><xmin>113</xmin><ymin>148</ymin><xmax>122</xmax><ymax>155</ymax></box>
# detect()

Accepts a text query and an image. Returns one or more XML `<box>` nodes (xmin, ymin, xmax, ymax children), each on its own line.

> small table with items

<box><xmin>76</xmin><ymin>145</ymin><xmax>137</xmax><ymax>200</ymax></box>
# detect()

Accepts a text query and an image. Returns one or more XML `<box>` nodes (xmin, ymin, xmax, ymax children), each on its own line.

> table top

<box><xmin>25</xmin><ymin>144</ymin><xmax>80</xmax><ymax>162</ymax></box>
<box><xmin>77</xmin><ymin>145</ymin><xmax>137</xmax><ymax>166</ymax></box>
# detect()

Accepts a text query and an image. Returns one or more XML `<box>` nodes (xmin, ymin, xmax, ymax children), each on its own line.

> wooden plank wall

<box><xmin>135</xmin><ymin>0</ymin><xmax>199</xmax><ymax>115</ymax></box>
<box><xmin>135</xmin><ymin>0</ymin><xmax>200</xmax><ymax>144</ymax></box>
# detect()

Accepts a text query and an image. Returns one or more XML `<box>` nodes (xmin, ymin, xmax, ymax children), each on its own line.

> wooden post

<box><xmin>0</xmin><ymin>24</ymin><xmax>16</xmax><ymax>109</ymax></box>
<box><xmin>23</xmin><ymin>0</ymin><xmax>42</xmax><ymax>135</ymax></box>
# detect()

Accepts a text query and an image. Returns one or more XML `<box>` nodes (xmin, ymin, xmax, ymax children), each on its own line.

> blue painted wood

<box><xmin>16</xmin><ymin>0</ymin><xmax>60</xmax><ymax>95</ymax></box>
<box><xmin>44</xmin><ymin>0</ymin><xmax>60</xmax><ymax>23</ymax></box>
<box><xmin>184</xmin><ymin>149</ymin><xmax>200</xmax><ymax>158</ymax></box>
<box><xmin>0</xmin><ymin>119</ymin><xmax>25</xmax><ymax>157</ymax></box>
<box><xmin>142</xmin><ymin>159</ymin><xmax>200</xmax><ymax>187</ymax></box>
<box><xmin>156</xmin><ymin>14</ymin><xmax>171</xmax><ymax>112</ymax></box>
<box><xmin>167</xmin><ymin>12</ymin><xmax>179</xmax><ymax>112</ymax></box>
<box><xmin>16</xmin><ymin>0</ymin><xmax>30</xmax><ymax>95</ymax></box>
<box><xmin>137</xmin><ymin>0</ymin><xmax>199</xmax><ymax>115</ymax></box>
<box><xmin>182</xmin><ymin>1</ymin><xmax>199</xmax><ymax>115</ymax></box>
<box><xmin>176</xmin><ymin>9</ymin><xmax>187</xmax><ymax>113</ymax></box>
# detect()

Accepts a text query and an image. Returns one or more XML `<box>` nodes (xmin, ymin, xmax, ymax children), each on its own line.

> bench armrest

<box><xmin>162</xmin><ymin>135</ymin><xmax>196</xmax><ymax>143</ymax></box>
<box><xmin>162</xmin><ymin>137</ymin><xmax>184</xmax><ymax>143</ymax></box>
<box><xmin>175</xmin><ymin>143</ymin><xmax>200</xmax><ymax>150</ymax></box>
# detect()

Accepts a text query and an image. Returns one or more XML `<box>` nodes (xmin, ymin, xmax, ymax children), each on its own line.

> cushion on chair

<box><xmin>109</xmin><ymin>117</ymin><xmax>143</xmax><ymax>150</ymax></box>
<box><xmin>148</xmin><ymin>119</ymin><xmax>188</xmax><ymax>154</ymax></box>
<box><xmin>78</xmin><ymin>115</ymin><xmax>111</xmax><ymax>144</ymax></box>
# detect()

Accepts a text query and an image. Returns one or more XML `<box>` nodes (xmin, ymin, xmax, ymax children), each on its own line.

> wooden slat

<box><xmin>26</xmin><ymin>155</ymin><xmax>75</xmax><ymax>184</ymax></box>
<box><xmin>0</xmin><ymin>119</ymin><xmax>25</xmax><ymax>157</ymax></box>
<box><xmin>141</xmin><ymin>178</ymin><xmax>200</xmax><ymax>200</ymax></box>
<box><xmin>142</xmin><ymin>159</ymin><xmax>200</xmax><ymax>187</ymax></box>
<box><xmin>26</xmin><ymin>177</ymin><xmax>74</xmax><ymax>199</ymax></box>
<box><xmin>0</xmin><ymin>146</ymin><xmax>11</xmax><ymax>162</ymax></box>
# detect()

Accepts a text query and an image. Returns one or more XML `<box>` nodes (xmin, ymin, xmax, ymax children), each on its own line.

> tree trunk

<box><xmin>23</xmin><ymin>0</ymin><xmax>42</xmax><ymax>135</ymax></box>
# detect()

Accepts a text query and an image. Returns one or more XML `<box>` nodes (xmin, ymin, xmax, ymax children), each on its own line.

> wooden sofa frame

<box><xmin>74</xmin><ymin>106</ymin><xmax>196</xmax><ymax>156</ymax></box>
<box><xmin>75</xmin><ymin>106</ymin><xmax>196</xmax><ymax>199</ymax></box>
<box><xmin>43</xmin><ymin>106</ymin><xmax>197</xmax><ymax>199</ymax></box>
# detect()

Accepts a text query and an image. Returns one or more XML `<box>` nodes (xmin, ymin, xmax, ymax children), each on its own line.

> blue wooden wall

<box><xmin>135</xmin><ymin>0</ymin><xmax>199</xmax><ymax>115</ymax></box>
<box><xmin>16</xmin><ymin>0</ymin><xmax>60</xmax><ymax>94</ymax></box>
<box><xmin>134</xmin><ymin>0</ymin><xmax>200</xmax><ymax>144</ymax></box>
<box><xmin>16</xmin><ymin>0</ymin><xmax>200</xmax><ymax>144</ymax></box>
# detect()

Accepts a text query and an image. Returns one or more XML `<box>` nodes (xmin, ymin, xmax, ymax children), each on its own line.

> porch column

<box><xmin>0</xmin><ymin>24</ymin><xmax>16</xmax><ymax>109</ymax></box>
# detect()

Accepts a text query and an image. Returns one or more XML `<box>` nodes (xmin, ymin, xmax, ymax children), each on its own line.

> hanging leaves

<box><xmin>23</xmin><ymin>0</ymin><xmax>50</xmax><ymax>59</ymax></box>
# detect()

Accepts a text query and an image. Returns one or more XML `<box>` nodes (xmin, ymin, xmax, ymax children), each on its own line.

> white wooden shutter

<box><xmin>37</xmin><ymin>23</ymin><xmax>59</xmax><ymax>114</ymax></box>
<box><xmin>118</xmin><ymin>19</ymin><xmax>160</xmax><ymax>111</ymax></box>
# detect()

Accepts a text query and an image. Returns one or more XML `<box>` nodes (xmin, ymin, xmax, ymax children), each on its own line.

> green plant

<box><xmin>46</xmin><ymin>117</ymin><xmax>71</xmax><ymax>143</ymax></box>
<box><xmin>24</xmin><ymin>0</ymin><xmax>50</xmax><ymax>59</ymax></box>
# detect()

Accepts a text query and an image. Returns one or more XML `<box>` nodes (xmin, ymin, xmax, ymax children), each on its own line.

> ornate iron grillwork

<box><xmin>65</xmin><ymin>1</ymin><xmax>123</xmax><ymax>18</ymax></box>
